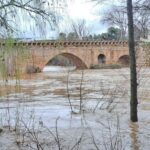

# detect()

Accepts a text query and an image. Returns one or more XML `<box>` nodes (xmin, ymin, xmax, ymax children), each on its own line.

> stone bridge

<box><xmin>1</xmin><ymin>40</ymin><xmax>138</xmax><ymax>72</ymax></box>
<box><xmin>20</xmin><ymin>40</ymin><xmax>131</xmax><ymax>71</ymax></box>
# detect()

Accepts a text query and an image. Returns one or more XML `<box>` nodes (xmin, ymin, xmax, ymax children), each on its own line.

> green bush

<box><xmin>90</xmin><ymin>64</ymin><xmax>122</xmax><ymax>69</ymax></box>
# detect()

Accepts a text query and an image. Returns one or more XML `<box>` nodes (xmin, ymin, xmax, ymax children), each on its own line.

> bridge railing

<box><xmin>0</xmin><ymin>40</ymin><xmax>129</xmax><ymax>47</ymax></box>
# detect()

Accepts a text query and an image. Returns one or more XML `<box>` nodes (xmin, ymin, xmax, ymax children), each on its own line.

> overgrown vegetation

<box><xmin>0</xmin><ymin>38</ymin><xmax>29</xmax><ymax>78</ymax></box>
<box><xmin>58</xmin><ymin>26</ymin><xmax>124</xmax><ymax>41</ymax></box>
<box><xmin>90</xmin><ymin>64</ymin><xmax>122</xmax><ymax>69</ymax></box>
<box><xmin>0</xmin><ymin>0</ymin><xmax>149</xmax><ymax>149</ymax></box>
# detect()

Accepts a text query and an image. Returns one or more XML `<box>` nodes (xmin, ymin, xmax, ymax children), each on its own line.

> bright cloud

<box><xmin>57</xmin><ymin>0</ymin><xmax>108</xmax><ymax>34</ymax></box>
<box><xmin>16</xmin><ymin>0</ymin><xmax>113</xmax><ymax>39</ymax></box>
<box><xmin>67</xmin><ymin>0</ymin><xmax>100</xmax><ymax>21</ymax></box>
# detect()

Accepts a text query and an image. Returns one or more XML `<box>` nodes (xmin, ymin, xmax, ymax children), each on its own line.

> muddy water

<box><xmin>0</xmin><ymin>68</ymin><xmax>150</xmax><ymax>150</ymax></box>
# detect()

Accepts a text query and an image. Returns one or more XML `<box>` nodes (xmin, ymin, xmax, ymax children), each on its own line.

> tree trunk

<box><xmin>127</xmin><ymin>0</ymin><xmax>138</xmax><ymax>122</ymax></box>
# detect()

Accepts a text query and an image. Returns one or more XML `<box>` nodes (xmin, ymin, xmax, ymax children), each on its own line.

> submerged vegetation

<box><xmin>0</xmin><ymin>0</ymin><xmax>150</xmax><ymax>149</ymax></box>
<box><xmin>0</xmin><ymin>68</ymin><xmax>150</xmax><ymax>149</ymax></box>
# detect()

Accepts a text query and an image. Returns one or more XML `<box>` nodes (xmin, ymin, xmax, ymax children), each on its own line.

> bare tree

<box><xmin>134</xmin><ymin>5</ymin><xmax>150</xmax><ymax>39</ymax></box>
<box><xmin>98</xmin><ymin>0</ymin><xmax>150</xmax><ymax>40</ymax></box>
<box><xmin>0</xmin><ymin>0</ymin><xmax>65</xmax><ymax>37</ymax></box>
<box><xmin>91</xmin><ymin>0</ymin><xmax>139</xmax><ymax>122</ymax></box>
<box><xmin>134</xmin><ymin>0</ymin><xmax>150</xmax><ymax>11</ymax></box>
<box><xmin>127</xmin><ymin>0</ymin><xmax>138</xmax><ymax>122</ymax></box>
<box><xmin>70</xmin><ymin>19</ymin><xmax>90</xmax><ymax>40</ymax></box>
<box><xmin>101</xmin><ymin>6</ymin><xmax>128</xmax><ymax>40</ymax></box>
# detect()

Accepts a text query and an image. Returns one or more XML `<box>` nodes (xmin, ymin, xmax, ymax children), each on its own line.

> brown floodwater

<box><xmin>0</xmin><ymin>68</ymin><xmax>149</xmax><ymax>150</ymax></box>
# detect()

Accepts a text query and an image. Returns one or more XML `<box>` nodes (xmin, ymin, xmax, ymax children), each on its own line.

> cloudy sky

<box><xmin>16</xmin><ymin>0</ymin><xmax>117</xmax><ymax>40</ymax></box>
<box><xmin>59</xmin><ymin>0</ymin><xmax>106</xmax><ymax>34</ymax></box>
<box><xmin>60</xmin><ymin>0</ymin><xmax>121</xmax><ymax>34</ymax></box>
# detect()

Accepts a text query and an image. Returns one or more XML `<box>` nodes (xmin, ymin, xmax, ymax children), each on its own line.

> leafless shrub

<box><xmin>13</xmin><ymin>115</ymin><xmax>84</xmax><ymax>150</ymax></box>
<box><xmin>84</xmin><ymin>115</ymin><xmax>125</xmax><ymax>150</ymax></box>
<box><xmin>79</xmin><ymin>70</ymin><xmax>84</xmax><ymax>113</ymax></box>
<box><xmin>66</xmin><ymin>70</ymin><xmax>73</xmax><ymax>113</ymax></box>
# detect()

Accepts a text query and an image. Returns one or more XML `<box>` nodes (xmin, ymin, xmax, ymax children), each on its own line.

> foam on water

<box><xmin>43</xmin><ymin>66</ymin><xmax>76</xmax><ymax>72</ymax></box>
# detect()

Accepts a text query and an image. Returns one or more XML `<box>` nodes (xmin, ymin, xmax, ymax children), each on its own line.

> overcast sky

<box><xmin>16</xmin><ymin>0</ymin><xmax>117</xmax><ymax>40</ymax></box>
<box><xmin>59</xmin><ymin>0</ymin><xmax>106</xmax><ymax>34</ymax></box>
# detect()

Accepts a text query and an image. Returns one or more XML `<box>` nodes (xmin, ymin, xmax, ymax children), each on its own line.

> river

<box><xmin>0</xmin><ymin>67</ymin><xmax>149</xmax><ymax>150</ymax></box>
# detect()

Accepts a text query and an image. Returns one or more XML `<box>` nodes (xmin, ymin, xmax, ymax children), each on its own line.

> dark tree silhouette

<box><xmin>127</xmin><ymin>0</ymin><xmax>138</xmax><ymax>122</ymax></box>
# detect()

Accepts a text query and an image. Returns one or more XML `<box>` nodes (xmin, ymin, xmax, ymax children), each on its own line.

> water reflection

<box><xmin>129</xmin><ymin>122</ymin><xmax>140</xmax><ymax>150</ymax></box>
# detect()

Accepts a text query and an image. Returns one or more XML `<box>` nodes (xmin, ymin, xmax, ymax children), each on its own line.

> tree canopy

<box><xmin>58</xmin><ymin>26</ymin><xmax>123</xmax><ymax>41</ymax></box>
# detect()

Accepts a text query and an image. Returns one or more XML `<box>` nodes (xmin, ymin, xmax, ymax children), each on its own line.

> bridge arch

<box><xmin>45</xmin><ymin>53</ymin><xmax>88</xmax><ymax>69</ymax></box>
<box><xmin>118</xmin><ymin>55</ymin><xmax>129</xmax><ymax>66</ymax></box>
<box><xmin>98</xmin><ymin>54</ymin><xmax>106</xmax><ymax>64</ymax></box>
